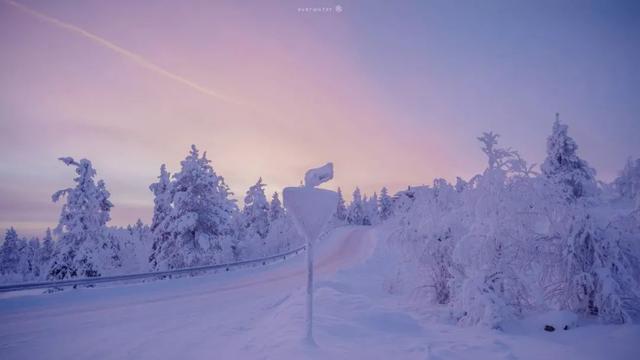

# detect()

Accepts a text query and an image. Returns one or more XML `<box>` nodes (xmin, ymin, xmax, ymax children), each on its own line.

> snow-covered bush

<box><xmin>559</xmin><ymin>204</ymin><xmax>640</xmax><ymax>323</ymax></box>
<box><xmin>394</xmin><ymin>180</ymin><xmax>466</xmax><ymax>306</ymax></box>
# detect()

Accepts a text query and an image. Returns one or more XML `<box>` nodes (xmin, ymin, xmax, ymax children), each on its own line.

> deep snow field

<box><xmin>1</xmin><ymin>226</ymin><xmax>639</xmax><ymax>359</ymax></box>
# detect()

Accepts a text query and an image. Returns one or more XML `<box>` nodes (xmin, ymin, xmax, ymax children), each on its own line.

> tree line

<box><xmin>0</xmin><ymin>145</ymin><xmax>394</xmax><ymax>283</ymax></box>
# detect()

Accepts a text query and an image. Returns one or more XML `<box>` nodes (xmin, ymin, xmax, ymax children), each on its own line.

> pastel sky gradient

<box><xmin>1</xmin><ymin>0</ymin><xmax>639</xmax><ymax>236</ymax></box>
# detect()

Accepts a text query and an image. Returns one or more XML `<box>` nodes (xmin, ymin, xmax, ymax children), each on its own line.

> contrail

<box><xmin>4</xmin><ymin>0</ymin><xmax>248</xmax><ymax>107</ymax></box>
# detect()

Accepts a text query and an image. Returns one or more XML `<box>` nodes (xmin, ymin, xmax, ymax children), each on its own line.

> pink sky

<box><xmin>1</xmin><ymin>1</ymin><xmax>638</xmax><ymax>236</ymax></box>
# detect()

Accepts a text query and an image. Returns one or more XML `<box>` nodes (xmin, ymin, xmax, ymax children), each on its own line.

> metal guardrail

<box><xmin>0</xmin><ymin>245</ymin><xmax>306</xmax><ymax>293</ymax></box>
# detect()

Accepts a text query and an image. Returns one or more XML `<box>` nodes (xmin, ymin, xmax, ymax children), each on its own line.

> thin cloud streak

<box><xmin>3</xmin><ymin>0</ymin><xmax>249</xmax><ymax>107</ymax></box>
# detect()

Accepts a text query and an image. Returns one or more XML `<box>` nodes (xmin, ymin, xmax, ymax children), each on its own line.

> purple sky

<box><xmin>1</xmin><ymin>0</ymin><xmax>639</xmax><ymax>237</ymax></box>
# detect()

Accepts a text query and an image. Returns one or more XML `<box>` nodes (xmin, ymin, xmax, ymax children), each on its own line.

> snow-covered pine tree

<box><xmin>133</xmin><ymin>219</ymin><xmax>150</xmax><ymax>241</ymax></box>
<box><xmin>228</xmin><ymin>213</ymin><xmax>247</xmax><ymax>261</ymax></box>
<box><xmin>361</xmin><ymin>194</ymin><xmax>369</xmax><ymax>224</ymax></box>
<box><xmin>22</xmin><ymin>237</ymin><xmax>41</xmax><ymax>280</ymax></box>
<box><xmin>613</xmin><ymin>158</ymin><xmax>640</xmax><ymax>202</ymax></box>
<box><xmin>541</xmin><ymin>115</ymin><xmax>598</xmax><ymax>200</ymax></box>
<box><xmin>48</xmin><ymin>157</ymin><xmax>116</xmax><ymax>280</ymax></box>
<box><xmin>536</xmin><ymin>118</ymin><xmax>637</xmax><ymax>322</ymax></box>
<box><xmin>264</xmin><ymin>191</ymin><xmax>302</xmax><ymax>256</ymax></box>
<box><xmin>347</xmin><ymin>188</ymin><xmax>364</xmax><ymax>225</ymax></box>
<box><xmin>335</xmin><ymin>187</ymin><xmax>347</xmax><ymax>222</ymax></box>
<box><xmin>268</xmin><ymin>192</ymin><xmax>283</xmax><ymax>224</ymax></box>
<box><xmin>0</xmin><ymin>228</ymin><xmax>21</xmax><ymax>278</ymax></box>
<box><xmin>363</xmin><ymin>192</ymin><xmax>379</xmax><ymax>225</ymax></box>
<box><xmin>454</xmin><ymin>177</ymin><xmax>468</xmax><ymax>193</ymax></box>
<box><xmin>97</xmin><ymin>179</ymin><xmax>123</xmax><ymax>272</ymax></box>
<box><xmin>149</xmin><ymin>164</ymin><xmax>172</xmax><ymax>232</ymax></box>
<box><xmin>379</xmin><ymin>187</ymin><xmax>393</xmax><ymax>221</ymax></box>
<box><xmin>115</xmin><ymin>219</ymin><xmax>151</xmax><ymax>273</ymax></box>
<box><xmin>372</xmin><ymin>192</ymin><xmax>380</xmax><ymax>222</ymax></box>
<box><xmin>150</xmin><ymin>145</ymin><xmax>237</xmax><ymax>270</ymax></box>
<box><xmin>148</xmin><ymin>164</ymin><xmax>173</xmax><ymax>270</ymax></box>
<box><xmin>40</xmin><ymin>228</ymin><xmax>55</xmax><ymax>268</ymax></box>
<box><xmin>242</xmin><ymin>178</ymin><xmax>270</xmax><ymax>240</ymax></box>
<box><xmin>269</xmin><ymin>192</ymin><xmax>284</xmax><ymax>222</ymax></box>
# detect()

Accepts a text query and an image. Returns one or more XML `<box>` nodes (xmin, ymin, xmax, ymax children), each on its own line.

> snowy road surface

<box><xmin>1</xmin><ymin>226</ymin><xmax>639</xmax><ymax>359</ymax></box>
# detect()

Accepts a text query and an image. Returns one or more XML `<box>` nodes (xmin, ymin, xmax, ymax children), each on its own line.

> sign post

<box><xmin>283</xmin><ymin>163</ymin><xmax>337</xmax><ymax>345</ymax></box>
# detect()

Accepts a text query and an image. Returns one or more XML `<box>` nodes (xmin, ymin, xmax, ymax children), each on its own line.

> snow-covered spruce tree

<box><xmin>0</xmin><ymin>228</ymin><xmax>21</xmax><ymax>279</ymax></box>
<box><xmin>233</xmin><ymin>178</ymin><xmax>271</xmax><ymax>259</ymax></box>
<box><xmin>361</xmin><ymin>194</ymin><xmax>369</xmax><ymax>224</ymax></box>
<box><xmin>48</xmin><ymin>157</ymin><xmax>118</xmax><ymax>280</ymax></box>
<box><xmin>97</xmin><ymin>179</ymin><xmax>123</xmax><ymax>272</ymax></box>
<box><xmin>148</xmin><ymin>164</ymin><xmax>173</xmax><ymax>269</ymax></box>
<box><xmin>347</xmin><ymin>187</ymin><xmax>365</xmax><ymax>225</ymax></box>
<box><xmin>228</xmin><ymin>213</ymin><xmax>248</xmax><ymax>261</ymax></box>
<box><xmin>149</xmin><ymin>164</ymin><xmax>172</xmax><ymax>232</ymax></box>
<box><xmin>22</xmin><ymin>237</ymin><xmax>41</xmax><ymax>280</ymax></box>
<box><xmin>40</xmin><ymin>228</ymin><xmax>55</xmax><ymax>269</ymax></box>
<box><xmin>334</xmin><ymin>187</ymin><xmax>347</xmax><ymax>222</ymax></box>
<box><xmin>114</xmin><ymin>219</ymin><xmax>152</xmax><ymax>273</ymax></box>
<box><xmin>613</xmin><ymin>158</ymin><xmax>640</xmax><ymax>203</ymax></box>
<box><xmin>541</xmin><ymin>116</ymin><xmax>598</xmax><ymax>200</ymax></box>
<box><xmin>371</xmin><ymin>192</ymin><xmax>380</xmax><ymax>222</ymax></box>
<box><xmin>264</xmin><ymin>191</ymin><xmax>302</xmax><ymax>256</ymax></box>
<box><xmin>453</xmin><ymin>177</ymin><xmax>467</xmax><ymax>193</ymax></box>
<box><xmin>269</xmin><ymin>192</ymin><xmax>284</xmax><ymax>222</ymax></box>
<box><xmin>242</xmin><ymin>178</ymin><xmax>270</xmax><ymax>240</ymax></box>
<box><xmin>363</xmin><ymin>192</ymin><xmax>380</xmax><ymax>225</ymax></box>
<box><xmin>536</xmin><ymin>120</ymin><xmax>638</xmax><ymax>323</ymax></box>
<box><xmin>150</xmin><ymin>145</ymin><xmax>237</xmax><ymax>270</ymax></box>
<box><xmin>379</xmin><ymin>187</ymin><xmax>393</xmax><ymax>221</ymax></box>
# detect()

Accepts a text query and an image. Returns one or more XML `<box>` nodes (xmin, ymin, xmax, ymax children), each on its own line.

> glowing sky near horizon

<box><xmin>1</xmin><ymin>0</ymin><xmax>639</xmax><ymax>236</ymax></box>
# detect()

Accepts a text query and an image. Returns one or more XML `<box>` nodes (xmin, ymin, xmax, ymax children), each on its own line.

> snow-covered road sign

<box><xmin>283</xmin><ymin>187</ymin><xmax>338</xmax><ymax>241</ymax></box>
<box><xmin>283</xmin><ymin>162</ymin><xmax>337</xmax><ymax>345</ymax></box>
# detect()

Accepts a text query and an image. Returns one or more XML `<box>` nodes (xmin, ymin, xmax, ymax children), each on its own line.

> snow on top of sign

<box><xmin>304</xmin><ymin>163</ymin><xmax>333</xmax><ymax>188</ymax></box>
